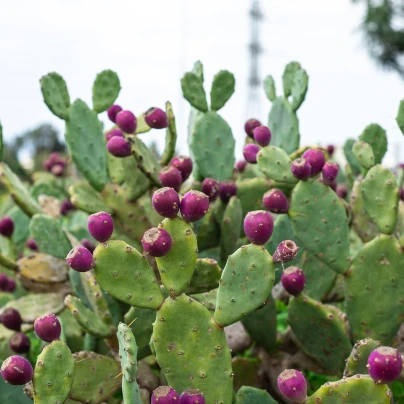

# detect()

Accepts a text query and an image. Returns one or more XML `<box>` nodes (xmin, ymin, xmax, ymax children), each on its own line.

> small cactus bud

<box><xmin>66</xmin><ymin>246</ymin><xmax>95</xmax><ymax>272</ymax></box>
<box><xmin>10</xmin><ymin>332</ymin><xmax>30</xmax><ymax>354</ymax></box>
<box><xmin>281</xmin><ymin>267</ymin><xmax>306</xmax><ymax>296</ymax></box>
<box><xmin>336</xmin><ymin>184</ymin><xmax>348</xmax><ymax>199</ymax></box>
<box><xmin>291</xmin><ymin>158</ymin><xmax>311</xmax><ymax>181</ymax></box>
<box><xmin>34</xmin><ymin>314</ymin><xmax>61</xmax><ymax>342</ymax></box>
<box><xmin>169</xmin><ymin>155</ymin><xmax>193</xmax><ymax>182</ymax></box>
<box><xmin>277</xmin><ymin>369</ymin><xmax>307</xmax><ymax>403</ymax></box>
<box><xmin>81</xmin><ymin>239</ymin><xmax>95</xmax><ymax>253</ymax></box>
<box><xmin>26</xmin><ymin>238</ymin><xmax>38</xmax><ymax>251</ymax></box>
<box><xmin>262</xmin><ymin>189</ymin><xmax>289</xmax><ymax>213</ymax></box>
<box><xmin>159</xmin><ymin>166</ymin><xmax>182</xmax><ymax>192</ymax></box>
<box><xmin>235</xmin><ymin>160</ymin><xmax>247</xmax><ymax>173</ymax></box>
<box><xmin>60</xmin><ymin>199</ymin><xmax>75</xmax><ymax>216</ymax></box>
<box><xmin>219</xmin><ymin>180</ymin><xmax>237</xmax><ymax>204</ymax></box>
<box><xmin>142</xmin><ymin>228</ymin><xmax>172</xmax><ymax>257</ymax></box>
<box><xmin>152</xmin><ymin>188</ymin><xmax>180</xmax><ymax>219</ymax></box>
<box><xmin>253</xmin><ymin>125</ymin><xmax>272</xmax><ymax>147</ymax></box>
<box><xmin>244</xmin><ymin>118</ymin><xmax>261</xmax><ymax>138</ymax></box>
<box><xmin>51</xmin><ymin>164</ymin><xmax>65</xmax><ymax>177</ymax></box>
<box><xmin>0</xmin><ymin>273</ymin><xmax>9</xmax><ymax>290</ymax></box>
<box><xmin>105</xmin><ymin>128</ymin><xmax>124</xmax><ymax>142</ymax></box>
<box><xmin>1</xmin><ymin>355</ymin><xmax>33</xmax><ymax>385</ymax></box>
<box><xmin>151</xmin><ymin>386</ymin><xmax>179</xmax><ymax>403</ymax></box>
<box><xmin>107</xmin><ymin>104</ymin><xmax>123</xmax><ymax>123</ymax></box>
<box><xmin>179</xmin><ymin>388</ymin><xmax>205</xmax><ymax>404</ymax></box>
<box><xmin>180</xmin><ymin>190</ymin><xmax>210</xmax><ymax>222</ymax></box>
<box><xmin>145</xmin><ymin>107</ymin><xmax>169</xmax><ymax>129</ymax></box>
<box><xmin>116</xmin><ymin>110</ymin><xmax>137</xmax><ymax>134</ymax></box>
<box><xmin>1</xmin><ymin>308</ymin><xmax>22</xmax><ymax>331</ymax></box>
<box><xmin>0</xmin><ymin>217</ymin><xmax>14</xmax><ymax>238</ymax></box>
<box><xmin>4</xmin><ymin>277</ymin><xmax>16</xmax><ymax>293</ymax></box>
<box><xmin>243</xmin><ymin>143</ymin><xmax>260</xmax><ymax>164</ymax></box>
<box><xmin>367</xmin><ymin>346</ymin><xmax>403</xmax><ymax>384</ymax></box>
<box><xmin>201</xmin><ymin>178</ymin><xmax>220</xmax><ymax>202</ymax></box>
<box><xmin>107</xmin><ymin>136</ymin><xmax>131</xmax><ymax>157</ymax></box>
<box><xmin>327</xmin><ymin>144</ymin><xmax>335</xmax><ymax>156</ymax></box>
<box><xmin>88</xmin><ymin>212</ymin><xmax>114</xmax><ymax>243</ymax></box>
<box><xmin>273</xmin><ymin>240</ymin><xmax>299</xmax><ymax>263</ymax></box>
<box><xmin>302</xmin><ymin>149</ymin><xmax>325</xmax><ymax>176</ymax></box>
<box><xmin>322</xmin><ymin>162</ymin><xmax>339</xmax><ymax>186</ymax></box>
<box><xmin>244</xmin><ymin>210</ymin><xmax>274</xmax><ymax>245</ymax></box>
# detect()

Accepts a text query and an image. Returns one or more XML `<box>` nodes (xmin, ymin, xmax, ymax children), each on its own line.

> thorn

<box><xmin>128</xmin><ymin>317</ymin><xmax>138</xmax><ymax>327</ymax></box>
<box><xmin>115</xmin><ymin>371</ymin><xmax>124</xmax><ymax>379</ymax></box>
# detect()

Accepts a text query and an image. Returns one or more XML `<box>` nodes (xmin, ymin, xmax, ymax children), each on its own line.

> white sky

<box><xmin>0</xmin><ymin>0</ymin><xmax>403</xmax><ymax>164</ymax></box>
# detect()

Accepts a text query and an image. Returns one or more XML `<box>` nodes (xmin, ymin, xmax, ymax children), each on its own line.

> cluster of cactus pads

<box><xmin>0</xmin><ymin>60</ymin><xmax>403</xmax><ymax>404</ymax></box>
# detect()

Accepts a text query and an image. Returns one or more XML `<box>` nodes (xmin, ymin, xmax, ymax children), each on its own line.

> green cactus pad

<box><xmin>92</xmin><ymin>70</ymin><xmax>120</xmax><ymax>113</ymax></box>
<box><xmin>343</xmin><ymin>139</ymin><xmax>362</xmax><ymax>175</ymax></box>
<box><xmin>344</xmin><ymin>338</ymin><xmax>381</xmax><ymax>377</ymax></box>
<box><xmin>152</xmin><ymin>294</ymin><xmax>233</xmax><ymax>403</ymax></box>
<box><xmin>352</xmin><ymin>140</ymin><xmax>375</xmax><ymax>169</ymax></box>
<box><xmin>359</xmin><ymin>123</ymin><xmax>387</xmax><ymax>165</ymax></box>
<box><xmin>361</xmin><ymin>165</ymin><xmax>399</xmax><ymax>234</ymax></box>
<box><xmin>186</xmin><ymin>258</ymin><xmax>222</xmax><ymax>294</ymax></box>
<box><xmin>31</xmin><ymin>180</ymin><xmax>65</xmax><ymax>201</ymax></box>
<box><xmin>122</xmin><ymin>155</ymin><xmax>150</xmax><ymax>201</ymax></box>
<box><xmin>134</xmin><ymin>113</ymin><xmax>151</xmax><ymax>134</ymax></box>
<box><xmin>289</xmin><ymin>180</ymin><xmax>350</xmax><ymax>274</ymax></box>
<box><xmin>190</xmin><ymin>111</ymin><xmax>235</xmax><ymax>181</ymax></box>
<box><xmin>345</xmin><ymin>234</ymin><xmax>404</xmax><ymax>343</ymax></box>
<box><xmin>263</xmin><ymin>75</ymin><xmax>276</xmax><ymax>102</ymax></box>
<box><xmin>257</xmin><ymin>146</ymin><xmax>298</xmax><ymax>184</ymax></box>
<box><xmin>40</xmin><ymin>72</ymin><xmax>70</xmax><ymax>120</ymax></box>
<box><xmin>210</xmin><ymin>70</ymin><xmax>235</xmax><ymax>111</ymax></box>
<box><xmin>191</xmin><ymin>288</ymin><xmax>217</xmax><ymax>311</ymax></box>
<box><xmin>0</xmin><ymin>325</ymin><xmax>15</xmax><ymax>360</ymax></box>
<box><xmin>181</xmin><ymin>72</ymin><xmax>208</xmax><ymax>112</ymax></box>
<box><xmin>70</xmin><ymin>351</ymin><xmax>122</xmax><ymax>403</ymax></box>
<box><xmin>69</xmin><ymin>181</ymin><xmax>112</xmax><ymax>214</ymax></box>
<box><xmin>122</xmin><ymin>377</ymin><xmax>142</xmax><ymax>404</ymax></box>
<box><xmin>396</xmin><ymin>98</ymin><xmax>404</xmax><ymax>135</ymax></box>
<box><xmin>288</xmin><ymin>294</ymin><xmax>352</xmax><ymax>374</ymax></box>
<box><xmin>65</xmin><ymin>99</ymin><xmax>108</xmax><ymax>192</ymax></box>
<box><xmin>236</xmin><ymin>177</ymin><xmax>272</xmax><ymax>217</ymax></box>
<box><xmin>290</xmin><ymin>68</ymin><xmax>309</xmax><ymax>112</ymax></box>
<box><xmin>8</xmin><ymin>206</ymin><xmax>30</xmax><ymax>246</ymax></box>
<box><xmin>306</xmin><ymin>375</ymin><xmax>391</xmax><ymax>404</ymax></box>
<box><xmin>117</xmin><ymin>323</ymin><xmax>139</xmax><ymax>382</ymax></box>
<box><xmin>0</xmin><ymin>372</ymin><xmax>31</xmax><ymax>403</ymax></box>
<box><xmin>0</xmin><ymin>253</ymin><xmax>17</xmax><ymax>271</ymax></box>
<box><xmin>94</xmin><ymin>240</ymin><xmax>164</xmax><ymax>309</ymax></box>
<box><xmin>192</xmin><ymin>208</ymin><xmax>220</xmax><ymax>251</ymax></box>
<box><xmin>160</xmin><ymin>101</ymin><xmax>178</xmax><ymax>165</ymax></box>
<box><xmin>107</xmin><ymin>152</ymin><xmax>125</xmax><ymax>184</ymax></box>
<box><xmin>214</xmin><ymin>244</ymin><xmax>275</xmax><ymax>327</ymax></box>
<box><xmin>58</xmin><ymin>309</ymin><xmax>85</xmax><ymax>353</ymax></box>
<box><xmin>282</xmin><ymin>61</ymin><xmax>302</xmax><ymax>97</ymax></box>
<box><xmin>155</xmin><ymin>217</ymin><xmax>198</xmax><ymax>295</ymax></box>
<box><xmin>33</xmin><ymin>340</ymin><xmax>74</xmax><ymax>404</ymax></box>
<box><xmin>235</xmin><ymin>386</ymin><xmax>278</xmax><ymax>404</ymax></box>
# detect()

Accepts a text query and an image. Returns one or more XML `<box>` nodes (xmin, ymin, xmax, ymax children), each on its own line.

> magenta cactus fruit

<box><xmin>336</xmin><ymin>184</ymin><xmax>348</xmax><ymax>199</ymax></box>
<box><xmin>107</xmin><ymin>104</ymin><xmax>123</xmax><ymax>123</ymax></box>
<box><xmin>145</xmin><ymin>107</ymin><xmax>169</xmax><ymax>129</ymax></box>
<box><xmin>0</xmin><ymin>216</ymin><xmax>14</xmax><ymax>238</ymax></box>
<box><xmin>60</xmin><ymin>199</ymin><xmax>75</xmax><ymax>216</ymax></box>
<box><xmin>179</xmin><ymin>389</ymin><xmax>205</xmax><ymax>404</ymax></box>
<box><xmin>34</xmin><ymin>314</ymin><xmax>61</xmax><ymax>342</ymax></box>
<box><xmin>26</xmin><ymin>238</ymin><xmax>38</xmax><ymax>251</ymax></box>
<box><xmin>243</xmin><ymin>143</ymin><xmax>260</xmax><ymax>164</ymax></box>
<box><xmin>327</xmin><ymin>144</ymin><xmax>335</xmax><ymax>156</ymax></box>
<box><xmin>281</xmin><ymin>267</ymin><xmax>306</xmax><ymax>296</ymax></box>
<box><xmin>322</xmin><ymin>162</ymin><xmax>339</xmax><ymax>186</ymax></box>
<box><xmin>4</xmin><ymin>277</ymin><xmax>16</xmax><ymax>293</ymax></box>
<box><xmin>302</xmin><ymin>149</ymin><xmax>326</xmax><ymax>176</ymax></box>
<box><xmin>141</xmin><ymin>228</ymin><xmax>172</xmax><ymax>257</ymax></box>
<box><xmin>159</xmin><ymin>166</ymin><xmax>182</xmax><ymax>192</ymax></box>
<box><xmin>66</xmin><ymin>246</ymin><xmax>95</xmax><ymax>272</ymax></box>
<box><xmin>262</xmin><ymin>189</ymin><xmax>289</xmax><ymax>214</ymax></box>
<box><xmin>201</xmin><ymin>178</ymin><xmax>220</xmax><ymax>202</ymax></box>
<box><xmin>367</xmin><ymin>346</ymin><xmax>403</xmax><ymax>384</ymax></box>
<box><xmin>81</xmin><ymin>239</ymin><xmax>95</xmax><ymax>253</ymax></box>
<box><xmin>107</xmin><ymin>136</ymin><xmax>131</xmax><ymax>157</ymax></box>
<box><xmin>105</xmin><ymin>128</ymin><xmax>124</xmax><ymax>142</ymax></box>
<box><xmin>277</xmin><ymin>369</ymin><xmax>307</xmax><ymax>403</ymax></box>
<box><xmin>9</xmin><ymin>332</ymin><xmax>30</xmax><ymax>354</ymax></box>
<box><xmin>180</xmin><ymin>190</ymin><xmax>210</xmax><ymax>222</ymax></box>
<box><xmin>169</xmin><ymin>155</ymin><xmax>193</xmax><ymax>182</ymax></box>
<box><xmin>116</xmin><ymin>110</ymin><xmax>137</xmax><ymax>134</ymax></box>
<box><xmin>243</xmin><ymin>210</ymin><xmax>274</xmax><ymax>245</ymax></box>
<box><xmin>273</xmin><ymin>240</ymin><xmax>299</xmax><ymax>264</ymax></box>
<box><xmin>88</xmin><ymin>211</ymin><xmax>114</xmax><ymax>243</ymax></box>
<box><xmin>1</xmin><ymin>355</ymin><xmax>33</xmax><ymax>385</ymax></box>
<box><xmin>253</xmin><ymin>125</ymin><xmax>272</xmax><ymax>147</ymax></box>
<box><xmin>0</xmin><ymin>273</ymin><xmax>8</xmax><ymax>290</ymax></box>
<box><xmin>291</xmin><ymin>158</ymin><xmax>312</xmax><ymax>181</ymax></box>
<box><xmin>244</xmin><ymin>118</ymin><xmax>261</xmax><ymax>138</ymax></box>
<box><xmin>151</xmin><ymin>386</ymin><xmax>179</xmax><ymax>403</ymax></box>
<box><xmin>152</xmin><ymin>188</ymin><xmax>180</xmax><ymax>219</ymax></box>
<box><xmin>219</xmin><ymin>180</ymin><xmax>237</xmax><ymax>204</ymax></box>
<box><xmin>1</xmin><ymin>308</ymin><xmax>22</xmax><ymax>331</ymax></box>
<box><xmin>235</xmin><ymin>160</ymin><xmax>247</xmax><ymax>173</ymax></box>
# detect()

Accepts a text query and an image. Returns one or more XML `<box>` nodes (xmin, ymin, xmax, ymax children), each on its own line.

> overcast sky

<box><xmin>0</xmin><ymin>0</ymin><xmax>403</xmax><ymax>164</ymax></box>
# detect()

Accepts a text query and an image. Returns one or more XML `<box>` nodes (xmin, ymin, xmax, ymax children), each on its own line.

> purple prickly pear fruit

<box><xmin>0</xmin><ymin>217</ymin><xmax>14</xmax><ymax>238</ymax></box>
<box><xmin>243</xmin><ymin>144</ymin><xmax>260</xmax><ymax>164</ymax></box>
<box><xmin>179</xmin><ymin>389</ymin><xmax>205</xmax><ymax>404</ymax></box>
<box><xmin>107</xmin><ymin>104</ymin><xmax>123</xmax><ymax>123</ymax></box>
<box><xmin>322</xmin><ymin>162</ymin><xmax>339</xmax><ymax>186</ymax></box>
<box><xmin>253</xmin><ymin>125</ymin><xmax>272</xmax><ymax>147</ymax></box>
<box><xmin>81</xmin><ymin>239</ymin><xmax>95</xmax><ymax>253</ymax></box>
<box><xmin>277</xmin><ymin>369</ymin><xmax>307</xmax><ymax>403</ymax></box>
<box><xmin>26</xmin><ymin>238</ymin><xmax>38</xmax><ymax>251</ymax></box>
<box><xmin>273</xmin><ymin>240</ymin><xmax>299</xmax><ymax>263</ymax></box>
<box><xmin>60</xmin><ymin>199</ymin><xmax>75</xmax><ymax>216</ymax></box>
<box><xmin>152</xmin><ymin>188</ymin><xmax>180</xmax><ymax>219</ymax></box>
<box><xmin>235</xmin><ymin>160</ymin><xmax>247</xmax><ymax>173</ymax></box>
<box><xmin>367</xmin><ymin>346</ymin><xmax>403</xmax><ymax>384</ymax></box>
<box><xmin>243</xmin><ymin>210</ymin><xmax>274</xmax><ymax>245</ymax></box>
<box><xmin>327</xmin><ymin>145</ymin><xmax>335</xmax><ymax>156</ymax></box>
<box><xmin>219</xmin><ymin>180</ymin><xmax>237</xmax><ymax>204</ymax></box>
<box><xmin>145</xmin><ymin>107</ymin><xmax>169</xmax><ymax>129</ymax></box>
<box><xmin>180</xmin><ymin>190</ymin><xmax>210</xmax><ymax>222</ymax></box>
<box><xmin>159</xmin><ymin>166</ymin><xmax>183</xmax><ymax>192</ymax></box>
<box><xmin>9</xmin><ymin>332</ymin><xmax>30</xmax><ymax>354</ymax></box>
<box><xmin>66</xmin><ymin>246</ymin><xmax>95</xmax><ymax>272</ymax></box>
<box><xmin>201</xmin><ymin>178</ymin><xmax>220</xmax><ymax>202</ymax></box>
<box><xmin>291</xmin><ymin>158</ymin><xmax>312</xmax><ymax>181</ymax></box>
<box><xmin>1</xmin><ymin>355</ymin><xmax>33</xmax><ymax>385</ymax></box>
<box><xmin>244</xmin><ymin>118</ymin><xmax>261</xmax><ymax>138</ymax></box>
<box><xmin>88</xmin><ymin>212</ymin><xmax>114</xmax><ymax>243</ymax></box>
<box><xmin>336</xmin><ymin>184</ymin><xmax>348</xmax><ymax>199</ymax></box>
<box><xmin>141</xmin><ymin>228</ymin><xmax>172</xmax><ymax>257</ymax></box>
<box><xmin>34</xmin><ymin>314</ymin><xmax>61</xmax><ymax>342</ymax></box>
<box><xmin>262</xmin><ymin>189</ymin><xmax>289</xmax><ymax>214</ymax></box>
<box><xmin>400</xmin><ymin>188</ymin><xmax>404</xmax><ymax>202</ymax></box>
<box><xmin>281</xmin><ymin>267</ymin><xmax>306</xmax><ymax>296</ymax></box>
<box><xmin>4</xmin><ymin>277</ymin><xmax>16</xmax><ymax>293</ymax></box>
<box><xmin>107</xmin><ymin>136</ymin><xmax>131</xmax><ymax>158</ymax></box>
<box><xmin>51</xmin><ymin>164</ymin><xmax>64</xmax><ymax>177</ymax></box>
<box><xmin>152</xmin><ymin>386</ymin><xmax>179</xmax><ymax>403</ymax></box>
<box><xmin>169</xmin><ymin>155</ymin><xmax>193</xmax><ymax>182</ymax></box>
<box><xmin>116</xmin><ymin>110</ymin><xmax>137</xmax><ymax>134</ymax></box>
<box><xmin>1</xmin><ymin>308</ymin><xmax>22</xmax><ymax>331</ymax></box>
<box><xmin>105</xmin><ymin>128</ymin><xmax>124</xmax><ymax>142</ymax></box>
<box><xmin>0</xmin><ymin>273</ymin><xmax>8</xmax><ymax>290</ymax></box>
<box><xmin>302</xmin><ymin>149</ymin><xmax>325</xmax><ymax>176</ymax></box>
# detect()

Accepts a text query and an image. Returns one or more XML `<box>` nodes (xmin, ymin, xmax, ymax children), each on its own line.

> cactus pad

<box><xmin>235</xmin><ymin>386</ymin><xmax>278</xmax><ymax>404</ymax></box>
<box><xmin>186</xmin><ymin>258</ymin><xmax>222</xmax><ymax>294</ymax></box>
<box><xmin>352</xmin><ymin>140</ymin><xmax>375</xmax><ymax>169</ymax></box>
<box><xmin>263</xmin><ymin>75</ymin><xmax>276</xmax><ymax>102</ymax></box>
<box><xmin>92</xmin><ymin>70</ymin><xmax>120</xmax><ymax>113</ymax></box>
<box><xmin>69</xmin><ymin>181</ymin><xmax>112</xmax><ymax>214</ymax></box>
<box><xmin>40</xmin><ymin>72</ymin><xmax>70</xmax><ymax>120</ymax></box>
<box><xmin>344</xmin><ymin>338</ymin><xmax>381</xmax><ymax>377</ymax></box>
<box><xmin>210</xmin><ymin>70</ymin><xmax>235</xmax><ymax>111</ymax></box>
<box><xmin>181</xmin><ymin>72</ymin><xmax>208</xmax><ymax>112</ymax></box>
<box><xmin>359</xmin><ymin>123</ymin><xmax>387</xmax><ymax>165</ymax></box>
<box><xmin>290</xmin><ymin>68</ymin><xmax>308</xmax><ymax>112</ymax></box>
<box><xmin>160</xmin><ymin>101</ymin><xmax>177</xmax><ymax>165</ymax></box>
